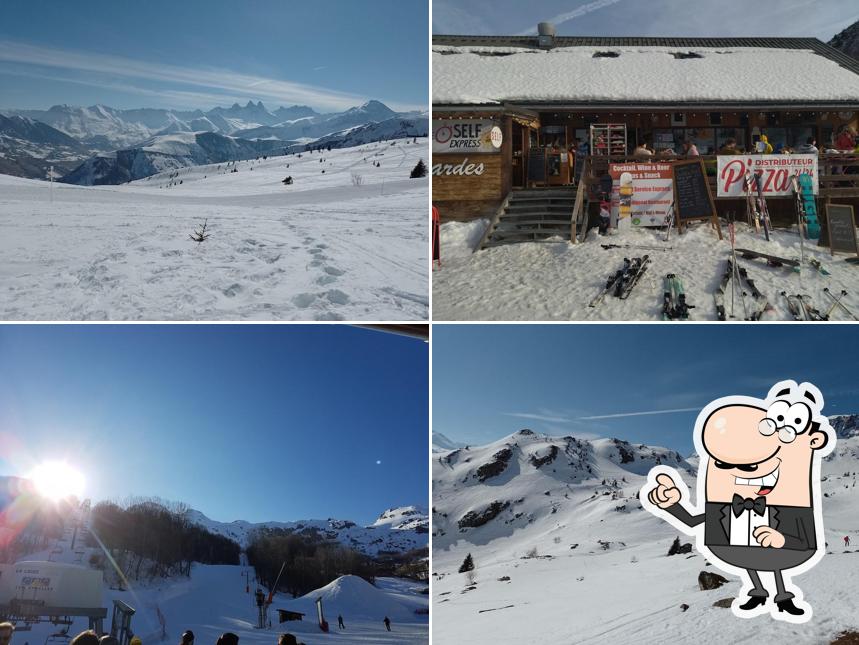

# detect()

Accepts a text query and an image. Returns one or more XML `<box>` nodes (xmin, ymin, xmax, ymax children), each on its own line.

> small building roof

<box><xmin>432</xmin><ymin>36</ymin><xmax>859</xmax><ymax>108</ymax></box>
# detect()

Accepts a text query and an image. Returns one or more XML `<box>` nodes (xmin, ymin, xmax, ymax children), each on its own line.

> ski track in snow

<box><xmin>0</xmin><ymin>138</ymin><xmax>428</xmax><ymax>321</ymax></box>
<box><xmin>433</xmin><ymin>219</ymin><xmax>859</xmax><ymax>321</ymax></box>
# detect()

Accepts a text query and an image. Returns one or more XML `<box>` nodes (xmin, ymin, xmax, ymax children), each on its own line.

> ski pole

<box><xmin>823</xmin><ymin>288</ymin><xmax>846</xmax><ymax>319</ymax></box>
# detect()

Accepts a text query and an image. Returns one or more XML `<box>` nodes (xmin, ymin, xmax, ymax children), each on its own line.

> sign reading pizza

<box><xmin>717</xmin><ymin>154</ymin><xmax>818</xmax><ymax>197</ymax></box>
<box><xmin>433</xmin><ymin>120</ymin><xmax>502</xmax><ymax>154</ymax></box>
<box><xmin>608</xmin><ymin>163</ymin><xmax>674</xmax><ymax>227</ymax></box>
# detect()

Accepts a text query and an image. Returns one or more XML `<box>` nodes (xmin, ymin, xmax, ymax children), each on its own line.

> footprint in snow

<box><xmin>325</xmin><ymin>289</ymin><xmax>350</xmax><ymax>305</ymax></box>
<box><xmin>292</xmin><ymin>293</ymin><xmax>317</xmax><ymax>308</ymax></box>
<box><xmin>222</xmin><ymin>283</ymin><xmax>243</xmax><ymax>298</ymax></box>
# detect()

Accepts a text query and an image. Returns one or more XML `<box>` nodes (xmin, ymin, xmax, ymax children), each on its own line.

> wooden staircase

<box><xmin>480</xmin><ymin>187</ymin><xmax>577</xmax><ymax>249</ymax></box>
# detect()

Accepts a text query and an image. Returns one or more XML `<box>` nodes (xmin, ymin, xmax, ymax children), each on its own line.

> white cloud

<box><xmin>0</xmin><ymin>40</ymin><xmax>423</xmax><ymax>112</ymax></box>
<box><xmin>516</xmin><ymin>0</ymin><xmax>626</xmax><ymax>35</ymax></box>
<box><xmin>504</xmin><ymin>411</ymin><xmax>572</xmax><ymax>424</ymax></box>
<box><xmin>577</xmin><ymin>407</ymin><xmax>700</xmax><ymax>420</ymax></box>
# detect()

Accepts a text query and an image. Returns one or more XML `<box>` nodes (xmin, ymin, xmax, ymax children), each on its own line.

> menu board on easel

<box><xmin>672</xmin><ymin>159</ymin><xmax>722</xmax><ymax>239</ymax></box>
<box><xmin>528</xmin><ymin>150</ymin><xmax>546</xmax><ymax>184</ymax></box>
<box><xmin>825</xmin><ymin>204</ymin><xmax>859</xmax><ymax>257</ymax></box>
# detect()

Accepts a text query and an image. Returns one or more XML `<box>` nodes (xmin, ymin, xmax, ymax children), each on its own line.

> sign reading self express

<box><xmin>433</xmin><ymin>120</ymin><xmax>502</xmax><ymax>154</ymax></box>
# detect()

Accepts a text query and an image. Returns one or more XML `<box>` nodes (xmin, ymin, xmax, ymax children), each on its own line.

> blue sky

<box><xmin>433</xmin><ymin>0</ymin><xmax>858</xmax><ymax>41</ymax></box>
<box><xmin>433</xmin><ymin>325</ymin><xmax>859</xmax><ymax>455</ymax></box>
<box><xmin>0</xmin><ymin>325</ymin><xmax>428</xmax><ymax>525</ymax></box>
<box><xmin>0</xmin><ymin>0</ymin><xmax>427</xmax><ymax>112</ymax></box>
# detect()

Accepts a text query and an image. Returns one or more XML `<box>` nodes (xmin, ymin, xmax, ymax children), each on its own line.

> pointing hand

<box><xmin>647</xmin><ymin>473</ymin><xmax>681</xmax><ymax>509</ymax></box>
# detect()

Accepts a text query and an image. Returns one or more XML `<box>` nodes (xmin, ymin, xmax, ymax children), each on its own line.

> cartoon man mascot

<box><xmin>641</xmin><ymin>380</ymin><xmax>835</xmax><ymax>623</ymax></box>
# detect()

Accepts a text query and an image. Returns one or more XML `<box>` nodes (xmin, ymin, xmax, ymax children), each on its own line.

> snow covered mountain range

<box><xmin>0</xmin><ymin>100</ymin><xmax>428</xmax><ymax>182</ymax></box>
<box><xmin>433</xmin><ymin>417</ymin><xmax>859</xmax><ymax>644</ymax></box>
<box><xmin>188</xmin><ymin>505</ymin><xmax>428</xmax><ymax>557</ymax></box>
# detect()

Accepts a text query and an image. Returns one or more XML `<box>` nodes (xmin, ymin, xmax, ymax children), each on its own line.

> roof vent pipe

<box><xmin>537</xmin><ymin>22</ymin><xmax>555</xmax><ymax>49</ymax></box>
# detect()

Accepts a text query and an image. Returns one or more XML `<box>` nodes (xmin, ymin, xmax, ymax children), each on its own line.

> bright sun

<box><xmin>30</xmin><ymin>461</ymin><xmax>85</xmax><ymax>501</ymax></box>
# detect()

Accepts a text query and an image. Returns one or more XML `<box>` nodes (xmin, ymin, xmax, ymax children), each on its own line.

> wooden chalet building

<box><xmin>432</xmin><ymin>24</ymin><xmax>859</xmax><ymax>244</ymax></box>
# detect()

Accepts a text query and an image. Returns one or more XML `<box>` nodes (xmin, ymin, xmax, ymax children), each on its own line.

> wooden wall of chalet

<box><xmin>432</xmin><ymin>115</ymin><xmax>512</xmax><ymax>222</ymax></box>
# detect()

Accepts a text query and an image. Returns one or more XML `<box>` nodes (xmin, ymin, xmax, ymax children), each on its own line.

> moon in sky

<box><xmin>376</xmin><ymin>460</ymin><xmax>382</xmax><ymax>465</ymax></box>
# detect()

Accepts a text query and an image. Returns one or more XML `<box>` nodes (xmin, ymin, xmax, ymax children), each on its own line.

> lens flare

<box><xmin>29</xmin><ymin>461</ymin><xmax>85</xmax><ymax>500</ymax></box>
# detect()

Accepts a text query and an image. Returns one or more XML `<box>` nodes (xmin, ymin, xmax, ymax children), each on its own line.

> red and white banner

<box><xmin>608</xmin><ymin>162</ymin><xmax>674</xmax><ymax>227</ymax></box>
<box><xmin>717</xmin><ymin>154</ymin><xmax>818</xmax><ymax>197</ymax></box>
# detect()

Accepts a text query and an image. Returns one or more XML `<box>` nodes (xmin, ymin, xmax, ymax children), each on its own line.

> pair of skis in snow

<box><xmin>662</xmin><ymin>274</ymin><xmax>693</xmax><ymax>320</ymax></box>
<box><xmin>588</xmin><ymin>256</ymin><xmax>651</xmax><ymax>307</ymax></box>
<box><xmin>734</xmin><ymin>248</ymin><xmax>830</xmax><ymax>276</ymax></box>
<box><xmin>713</xmin><ymin>258</ymin><xmax>770</xmax><ymax>321</ymax></box>
<box><xmin>781</xmin><ymin>293</ymin><xmax>828</xmax><ymax>321</ymax></box>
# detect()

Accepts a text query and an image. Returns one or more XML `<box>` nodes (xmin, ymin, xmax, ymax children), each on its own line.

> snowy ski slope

<box><xmin>0</xmin><ymin>138</ymin><xmax>428</xmax><ymax>320</ymax></box>
<box><xmin>432</xmin><ymin>421</ymin><xmax>859</xmax><ymax>644</ymax></box>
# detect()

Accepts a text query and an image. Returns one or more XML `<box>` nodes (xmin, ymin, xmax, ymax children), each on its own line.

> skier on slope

<box><xmin>845</xmin><ymin>535</ymin><xmax>851</xmax><ymax>547</ymax></box>
<box><xmin>338</xmin><ymin>614</ymin><xmax>345</xmax><ymax>630</ymax></box>
<box><xmin>383</xmin><ymin>617</ymin><xmax>391</xmax><ymax>632</ymax></box>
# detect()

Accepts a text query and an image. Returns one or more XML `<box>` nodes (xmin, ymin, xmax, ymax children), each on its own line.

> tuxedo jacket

<box><xmin>666</xmin><ymin>501</ymin><xmax>816</xmax><ymax>551</ymax></box>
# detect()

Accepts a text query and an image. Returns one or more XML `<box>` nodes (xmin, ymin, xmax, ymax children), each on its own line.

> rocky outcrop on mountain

<box><xmin>829</xmin><ymin>20</ymin><xmax>859</xmax><ymax>61</ymax></box>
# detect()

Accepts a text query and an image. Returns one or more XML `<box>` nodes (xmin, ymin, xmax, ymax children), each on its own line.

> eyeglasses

<box><xmin>758</xmin><ymin>418</ymin><xmax>797</xmax><ymax>443</ymax></box>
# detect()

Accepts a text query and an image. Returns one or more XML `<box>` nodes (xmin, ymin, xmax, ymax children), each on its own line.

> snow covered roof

<box><xmin>432</xmin><ymin>36</ymin><xmax>859</xmax><ymax>107</ymax></box>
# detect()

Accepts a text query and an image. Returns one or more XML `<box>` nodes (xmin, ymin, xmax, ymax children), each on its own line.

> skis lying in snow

<box><xmin>715</xmin><ymin>259</ymin><xmax>770</xmax><ymax>320</ymax></box>
<box><xmin>589</xmin><ymin>261</ymin><xmax>627</xmax><ymax>307</ymax></box>
<box><xmin>601</xmin><ymin>244</ymin><xmax>672</xmax><ymax>251</ymax></box>
<box><xmin>808</xmin><ymin>258</ymin><xmax>830</xmax><ymax>276</ymax></box>
<box><xmin>589</xmin><ymin>256</ymin><xmax>650</xmax><ymax>307</ymax></box>
<box><xmin>782</xmin><ymin>292</ymin><xmax>804</xmax><ymax>321</ymax></box>
<box><xmin>617</xmin><ymin>256</ymin><xmax>650</xmax><ymax>300</ymax></box>
<box><xmin>662</xmin><ymin>274</ymin><xmax>694</xmax><ymax>320</ymax></box>
<box><xmin>737</xmin><ymin>267</ymin><xmax>771</xmax><ymax>321</ymax></box>
<box><xmin>823</xmin><ymin>288</ymin><xmax>858</xmax><ymax>321</ymax></box>
<box><xmin>734</xmin><ymin>248</ymin><xmax>799</xmax><ymax>270</ymax></box>
<box><xmin>713</xmin><ymin>260</ymin><xmax>733</xmax><ymax>321</ymax></box>
<box><xmin>782</xmin><ymin>292</ymin><xmax>827</xmax><ymax>321</ymax></box>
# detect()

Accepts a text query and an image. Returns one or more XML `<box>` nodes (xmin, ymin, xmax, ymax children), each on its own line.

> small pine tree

<box><xmin>410</xmin><ymin>158</ymin><xmax>427</xmax><ymax>178</ymax></box>
<box><xmin>458</xmin><ymin>553</ymin><xmax>474</xmax><ymax>573</ymax></box>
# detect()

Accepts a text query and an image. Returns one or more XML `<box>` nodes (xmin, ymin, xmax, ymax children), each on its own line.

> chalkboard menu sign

<box><xmin>825</xmin><ymin>204</ymin><xmax>859</xmax><ymax>256</ymax></box>
<box><xmin>528</xmin><ymin>150</ymin><xmax>546</xmax><ymax>183</ymax></box>
<box><xmin>672</xmin><ymin>160</ymin><xmax>722</xmax><ymax>239</ymax></box>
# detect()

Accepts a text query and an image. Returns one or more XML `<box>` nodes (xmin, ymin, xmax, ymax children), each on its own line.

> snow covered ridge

<box><xmin>432</xmin><ymin>45</ymin><xmax>859</xmax><ymax>104</ymax></box>
<box><xmin>6</xmin><ymin>100</ymin><xmax>422</xmax><ymax>153</ymax></box>
<box><xmin>433</xmin><ymin>428</ymin><xmax>694</xmax><ymax>546</ymax></box>
<box><xmin>433</xmin><ymin>420</ymin><xmax>859</xmax><ymax>643</ymax></box>
<box><xmin>187</xmin><ymin>505</ymin><xmax>428</xmax><ymax>556</ymax></box>
<box><xmin>60</xmin><ymin>131</ymin><xmax>300</xmax><ymax>186</ymax></box>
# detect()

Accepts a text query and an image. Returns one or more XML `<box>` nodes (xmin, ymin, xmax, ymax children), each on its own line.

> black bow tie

<box><xmin>732</xmin><ymin>494</ymin><xmax>766</xmax><ymax>518</ymax></box>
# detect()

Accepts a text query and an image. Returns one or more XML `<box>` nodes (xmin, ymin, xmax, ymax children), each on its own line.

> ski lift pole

<box><xmin>50</xmin><ymin>165</ymin><xmax>54</xmax><ymax>203</ymax></box>
<box><xmin>268</xmin><ymin>562</ymin><xmax>286</xmax><ymax>604</ymax></box>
